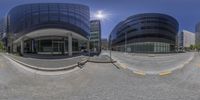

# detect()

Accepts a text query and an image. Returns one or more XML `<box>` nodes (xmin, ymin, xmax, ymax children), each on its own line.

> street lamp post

<box><xmin>109</xmin><ymin>35</ymin><xmax>112</xmax><ymax>61</ymax></box>
<box><xmin>89</xmin><ymin>35</ymin><xmax>91</xmax><ymax>57</ymax></box>
<box><xmin>125</xmin><ymin>32</ymin><xmax>127</xmax><ymax>53</ymax></box>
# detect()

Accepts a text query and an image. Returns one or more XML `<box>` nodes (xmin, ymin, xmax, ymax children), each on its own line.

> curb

<box><xmin>87</xmin><ymin>56</ymin><xmax>116</xmax><ymax>63</ymax></box>
<box><xmin>118</xmin><ymin>62</ymin><xmax>128</xmax><ymax>69</ymax></box>
<box><xmin>116</xmin><ymin>61</ymin><xmax>146</xmax><ymax>76</ymax></box>
<box><xmin>3</xmin><ymin>54</ymin><xmax>87</xmax><ymax>74</ymax></box>
<box><xmin>133</xmin><ymin>70</ymin><xmax>146</xmax><ymax>76</ymax></box>
<box><xmin>87</xmin><ymin>60</ymin><xmax>116</xmax><ymax>63</ymax></box>
<box><xmin>159</xmin><ymin>70</ymin><xmax>171</xmax><ymax>76</ymax></box>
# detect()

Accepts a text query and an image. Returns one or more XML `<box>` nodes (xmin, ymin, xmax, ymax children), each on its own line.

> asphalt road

<box><xmin>102</xmin><ymin>51</ymin><xmax>194</xmax><ymax>72</ymax></box>
<box><xmin>0</xmin><ymin>52</ymin><xmax>200</xmax><ymax>100</ymax></box>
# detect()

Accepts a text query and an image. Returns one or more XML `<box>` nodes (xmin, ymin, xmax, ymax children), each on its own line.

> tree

<box><xmin>195</xmin><ymin>44</ymin><xmax>200</xmax><ymax>52</ymax></box>
<box><xmin>189</xmin><ymin>45</ymin><xmax>193</xmax><ymax>50</ymax></box>
<box><xmin>189</xmin><ymin>45</ymin><xmax>195</xmax><ymax>50</ymax></box>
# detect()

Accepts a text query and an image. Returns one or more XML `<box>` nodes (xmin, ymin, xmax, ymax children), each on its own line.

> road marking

<box><xmin>133</xmin><ymin>70</ymin><xmax>146</xmax><ymax>76</ymax></box>
<box><xmin>159</xmin><ymin>70</ymin><xmax>171</xmax><ymax>76</ymax></box>
<box><xmin>196</xmin><ymin>64</ymin><xmax>200</xmax><ymax>67</ymax></box>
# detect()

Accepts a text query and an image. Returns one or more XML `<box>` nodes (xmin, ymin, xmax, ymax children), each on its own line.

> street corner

<box><xmin>117</xmin><ymin>62</ymin><xmax>128</xmax><ymax>69</ymax></box>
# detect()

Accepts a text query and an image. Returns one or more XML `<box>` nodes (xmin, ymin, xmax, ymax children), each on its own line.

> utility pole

<box><xmin>109</xmin><ymin>35</ymin><xmax>112</xmax><ymax>61</ymax></box>
<box><xmin>125</xmin><ymin>32</ymin><xmax>127</xmax><ymax>53</ymax></box>
<box><xmin>89</xmin><ymin>35</ymin><xmax>91</xmax><ymax>57</ymax></box>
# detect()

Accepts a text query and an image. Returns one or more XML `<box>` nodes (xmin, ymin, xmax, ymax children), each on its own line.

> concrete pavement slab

<box><xmin>1</xmin><ymin>53</ymin><xmax>200</xmax><ymax>100</ymax></box>
<box><xmin>102</xmin><ymin>51</ymin><xmax>195</xmax><ymax>75</ymax></box>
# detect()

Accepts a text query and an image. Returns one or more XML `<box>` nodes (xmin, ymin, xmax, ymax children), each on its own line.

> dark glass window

<box><xmin>65</xmin><ymin>38</ymin><xmax>68</xmax><ymax>52</ymax></box>
<box><xmin>49</xmin><ymin>4</ymin><xmax>58</xmax><ymax>11</ymax></box>
<box><xmin>69</xmin><ymin>16</ymin><xmax>75</xmax><ymax>24</ymax></box>
<box><xmin>60</xmin><ymin>16</ymin><xmax>67</xmax><ymax>22</ymax></box>
<box><xmin>40</xmin><ymin>13</ymin><xmax>49</xmax><ymax>22</ymax></box>
<box><xmin>31</xmin><ymin>4</ymin><xmax>39</xmax><ymax>12</ymax></box>
<box><xmin>26</xmin><ymin>14</ymin><xmax>32</xmax><ymax>27</ymax></box>
<box><xmin>39</xmin><ymin>4</ymin><xmax>48</xmax><ymax>11</ymax></box>
<box><xmin>32</xmin><ymin>12</ymin><xmax>39</xmax><ymax>25</ymax></box>
<box><xmin>49</xmin><ymin>13</ymin><xmax>59</xmax><ymax>21</ymax></box>
<box><xmin>72</xmin><ymin>38</ymin><xmax>78</xmax><ymax>51</ymax></box>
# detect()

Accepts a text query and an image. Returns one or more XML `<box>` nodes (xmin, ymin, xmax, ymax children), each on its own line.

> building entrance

<box><xmin>52</xmin><ymin>40</ymin><xmax>64</xmax><ymax>54</ymax></box>
<box><xmin>23</xmin><ymin>37</ymin><xmax>67</xmax><ymax>55</ymax></box>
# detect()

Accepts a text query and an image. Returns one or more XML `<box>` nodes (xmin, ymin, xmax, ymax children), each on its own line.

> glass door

<box><xmin>52</xmin><ymin>40</ymin><xmax>64</xmax><ymax>54</ymax></box>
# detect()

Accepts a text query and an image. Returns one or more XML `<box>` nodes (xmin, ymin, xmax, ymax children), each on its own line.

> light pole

<box><xmin>125</xmin><ymin>32</ymin><xmax>127</xmax><ymax>53</ymax></box>
<box><xmin>89</xmin><ymin>35</ymin><xmax>91</xmax><ymax>57</ymax></box>
<box><xmin>109</xmin><ymin>35</ymin><xmax>112</xmax><ymax>61</ymax></box>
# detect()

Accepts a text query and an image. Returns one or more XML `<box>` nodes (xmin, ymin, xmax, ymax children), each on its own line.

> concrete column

<box><xmin>68</xmin><ymin>34</ymin><xmax>72</xmax><ymax>56</ymax></box>
<box><xmin>13</xmin><ymin>43</ymin><xmax>17</xmax><ymax>53</ymax></box>
<box><xmin>20</xmin><ymin>39</ymin><xmax>24</xmax><ymax>55</ymax></box>
<box><xmin>63</xmin><ymin>38</ymin><xmax>66</xmax><ymax>55</ymax></box>
<box><xmin>78</xmin><ymin>40</ymin><xmax>80</xmax><ymax>52</ymax></box>
<box><xmin>87</xmin><ymin>41</ymin><xmax>90</xmax><ymax>51</ymax></box>
<box><xmin>32</xmin><ymin>39</ymin><xmax>34</xmax><ymax>53</ymax></box>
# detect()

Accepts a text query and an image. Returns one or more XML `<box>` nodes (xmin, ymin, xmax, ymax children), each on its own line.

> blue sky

<box><xmin>0</xmin><ymin>0</ymin><xmax>200</xmax><ymax>39</ymax></box>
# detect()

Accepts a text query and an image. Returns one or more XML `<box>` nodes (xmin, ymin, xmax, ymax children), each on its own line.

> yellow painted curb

<box><xmin>159</xmin><ymin>70</ymin><xmax>171</xmax><ymax>76</ymax></box>
<box><xmin>196</xmin><ymin>64</ymin><xmax>200</xmax><ymax>67</ymax></box>
<box><xmin>133</xmin><ymin>70</ymin><xmax>146</xmax><ymax>76</ymax></box>
<box><xmin>118</xmin><ymin>62</ymin><xmax>128</xmax><ymax>69</ymax></box>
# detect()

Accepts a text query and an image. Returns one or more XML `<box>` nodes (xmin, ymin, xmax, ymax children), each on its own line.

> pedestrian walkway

<box><xmin>5</xmin><ymin>53</ymin><xmax>87</xmax><ymax>70</ymax></box>
<box><xmin>88</xmin><ymin>55</ymin><xmax>115</xmax><ymax>63</ymax></box>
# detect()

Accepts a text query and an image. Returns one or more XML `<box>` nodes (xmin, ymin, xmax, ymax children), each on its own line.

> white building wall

<box><xmin>182</xmin><ymin>30</ymin><xmax>195</xmax><ymax>48</ymax></box>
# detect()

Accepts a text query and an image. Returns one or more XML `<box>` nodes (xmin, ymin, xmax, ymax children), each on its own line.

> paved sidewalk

<box><xmin>102</xmin><ymin>51</ymin><xmax>194</xmax><ymax>74</ymax></box>
<box><xmin>5</xmin><ymin>53</ymin><xmax>87</xmax><ymax>69</ymax></box>
<box><xmin>1</xmin><ymin>52</ymin><xmax>200</xmax><ymax>100</ymax></box>
<box><xmin>88</xmin><ymin>55</ymin><xmax>115</xmax><ymax>63</ymax></box>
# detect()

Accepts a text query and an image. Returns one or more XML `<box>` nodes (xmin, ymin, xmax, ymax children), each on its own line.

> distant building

<box><xmin>195</xmin><ymin>23</ymin><xmax>200</xmax><ymax>45</ymax></box>
<box><xmin>0</xmin><ymin>17</ymin><xmax>7</xmax><ymax>49</ymax></box>
<box><xmin>101</xmin><ymin>38</ymin><xmax>108</xmax><ymax>50</ymax></box>
<box><xmin>0</xmin><ymin>18</ymin><xmax>6</xmax><ymax>40</ymax></box>
<box><xmin>90</xmin><ymin>20</ymin><xmax>101</xmax><ymax>53</ymax></box>
<box><xmin>178</xmin><ymin>30</ymin><xmax>195</xmax><ymax>50</ymax></box>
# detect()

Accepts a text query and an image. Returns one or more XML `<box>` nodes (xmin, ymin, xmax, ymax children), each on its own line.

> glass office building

<box><xmin>109</xmin><ymin>13</ymin><xmax>179</xmax><ymax>53</ymax></box>
<box><xmin>90</xmin><ymin>20</ymin><xmax>101</xmax><ymax>53</ymax></box>
<box><xmin>6</xmin><ymin>3</ymin><xmax>90</xmax><ymax>56</ymax></box>
<box><xmin>0</xmin><ymin>19</ymin><xmax>5</xmax><ymax>40</ymax></box>
<box><xmin>0</xmin><ymin>18</ymin><xmax>7</xmax><ymax>47</ymax></box>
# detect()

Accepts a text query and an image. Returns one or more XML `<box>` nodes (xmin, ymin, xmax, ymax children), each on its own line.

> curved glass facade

<box><xmin>7</xmin><ymin>3</ymin><xmax>90</xmax><ymax>55</ymax></box>
<box><xmin>7</xmin><ymin>3</ymin><xmax>90</xmax><ymax>39</ymax></box>
<box><xmin>110</xmin><ymin>13</ymin><xmax>179</xmax><ymax>53</ymax></box>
